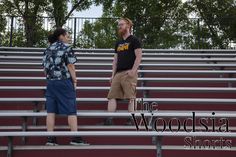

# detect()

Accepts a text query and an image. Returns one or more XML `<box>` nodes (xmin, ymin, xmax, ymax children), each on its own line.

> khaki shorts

<box><xmin>107</xmin><ymin>70</ymin><xmax>138</xmax><ymax>99</ymax></box>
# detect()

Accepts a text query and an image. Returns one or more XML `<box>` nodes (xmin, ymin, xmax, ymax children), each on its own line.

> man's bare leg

<box><xmin>68</xmin><ymin>115</ymin><xmax>78</xmax><ymax>131</ymax></box>
<box><xmin>128</xmin><ymin>98</ymin><xmax>137</xmax><ymax>112</ymax></box>
<box><xmin>46</xmin><ymin>113</ymin><xmax>58</xmax><ymax>145</ymax></box>
<box><xmin>126</xmin><ymin>99</ymin><xmax>137</xmax><ymax>125</ymax></box>
<box><xmin>108</xmin><ymin>98</ymin><xmax>117</xmax><ymax>112</ymax></box>
<box><xmin>103</xmin><ymin>99</ymin><xmax>117</xmax><ymax>125</ymax></box>
<box><xmin>68</xmin><ymin>115</ymin><xmax>89</xmax><ymax>145</ymax></box>
<box><xmin>46</xmin><ymin>113</ymin><xmax>55</xmax><ymax>131</ymax></box>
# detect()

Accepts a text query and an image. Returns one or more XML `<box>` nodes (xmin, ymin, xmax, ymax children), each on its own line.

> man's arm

<box><xmin>112</xmin><ymin>53</ymin><xmax>118</xmax><ymax>77</ymax></box>
<box><xmin>67</xmin><ymin>64</ymin><xmax>77</xmax><ymax>88</ymax></box>
<box><xmin>64</xmin><ymin>46</ymin><xmax>77</xmax><ymax>89</ymax></box>
<box><xmin>128</xmin><ymin>48</ymin><xmax>142</xmax><ymax>76</ymax></box>
<box><xmin>110</xmin><ymin>53</ymin><xmax>117</xmax><ymax>83</ymax></box>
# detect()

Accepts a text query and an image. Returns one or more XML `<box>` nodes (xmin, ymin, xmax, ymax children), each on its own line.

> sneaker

<box><xmin>104</xmin><ymin>118</ymin><xmax>113</xmax><ymax>125</ymax></box>
<box><xmin>70</xmin><ymin>137</ymin><xmax>90</xmax><ymax>146</ymax></box>
<box><xmin>125</xmin><ymin>118</ymin><xmax>133</xmax><ymax>126</ymax></box>
<box><xmin>46</xmin><ymin>136</ymin><xmax>58</xmax><ymax>146</ymax></box>
<box><xmin>97</xmin><ymin>118</ymin><xmax>113</xmax><ymax>126</ymax></box>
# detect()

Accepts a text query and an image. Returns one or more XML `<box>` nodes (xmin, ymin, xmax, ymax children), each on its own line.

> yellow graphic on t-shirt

<box><xmin>117</xmin><ymin>43</ymin><xmax>130</xmax><ymax>52</ymax></box>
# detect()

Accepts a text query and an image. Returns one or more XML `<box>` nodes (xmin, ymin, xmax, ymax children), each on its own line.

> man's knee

<box><xmin>129</xmin><ymin>99</ymin><xmax>136</xmax><ymax>105</ymax></box>
<box><xmin>108</xmin><ymin>99</ymin><xmax>116</xmax><ymax>104</ymax></box>
<box><xmin>47</xmin><ymin>113</ymin><xmax>55</xmax><ymax>119</ymax></box>
<box><xmin>128</xmin><ymin>99</ymin><xmax>137</xmax><ymax>112</ymax></box>
<box><xmin>108</xmin><ymin>99</ymin><xmax>117</xmax><ymax>112</ymax></box>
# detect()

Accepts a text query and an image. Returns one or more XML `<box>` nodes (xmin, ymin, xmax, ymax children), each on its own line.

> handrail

<box><xmin>0</xmin><ymin>86</ymin><xmax>236</xmax><ymax>92</ymax></box>
<box><xmin>0</xmin><ymin>110</ymin><xmax>235</xmax><ymax>118</ymax></box>
<box><xmin>0</xmin><ymin>131</ymin><xmax>236</xmax><ymax>137</ymax></box>
<box><xmin>1</xmin><ymin>62</ymin><xmax>236</xmax><ymax>67</ymax></box>
<box><xmin>0</xmin><ymin>77</ymin><xmax>236</xmax><ymax>82</ymax></box>
<box><xmin>1</xmin><ymin>47</ymin><xmax>236</xmax><ymax>53</ymax></box>
<box><xmin>0</xmin><ymin>98</ymin><xmax>236</xmax><ymax>104</ymax></box>
<box><xmin>1</xmin><ymin>56</ymin><xmax>236</xmax><ymax>62</ymax></box>
<box><xmin>0</xmin><ymin>69</ymin><xmax>236</xmax><ymax>74</ymax></box>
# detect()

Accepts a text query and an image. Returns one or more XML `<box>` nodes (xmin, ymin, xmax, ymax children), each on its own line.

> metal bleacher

<box><xmin>0</xmin><ymin>47</ymin><xmax>236</xmax><ymax>157</ymax></box>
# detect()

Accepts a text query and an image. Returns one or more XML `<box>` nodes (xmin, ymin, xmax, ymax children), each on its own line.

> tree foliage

<box><xmin>0</xmin><ymin>0</ymin><xmax>96</xmax><ymax>46</ymax></box>
<box><xmin>78</xmin><ymin>0</ymin><xmax>236</xmax><ymax>49</ymax></box>
<box><xmin>0</xmin><ymin>0</ymin><xmax>50</xmax><ymax>46</ymax></box>
<box><xmin>77</xmin><ymin>17</ymin><xmax>118</xmax><ymax>48</ymax></box>
<box><xmin>186</xmin><ymin>0</ymin><xmax>236</xmax><ymax>48</ymax></box>
<box><xmin>0</xmin><ymin>0</ymin><xmax>235</xmax><ymax>48</ymax></box>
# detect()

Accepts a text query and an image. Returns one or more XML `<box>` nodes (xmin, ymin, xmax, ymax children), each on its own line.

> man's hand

<box><xmin>73</xmin><ymin>82</ymin><xmax>77</xmax><ymax>90</ymax></box>
<box><xmin>127</xmin><ymin>70</ymin><xmax>136</xmax><ymax>77</ymax></box>
<box><xmin>67</xmin><ymin>64</ymin><xmax>77</xmax><ymax>90</ymax></box>
<box><xmin>72</xmin><ymin>78</ymin><xmax>77</xmax><ymax>90</ymax></box>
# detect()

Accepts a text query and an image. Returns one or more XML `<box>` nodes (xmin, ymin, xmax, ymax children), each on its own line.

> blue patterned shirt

<box><xmin>42</xmin><ymin>41</ymin><xmax>77</xmax><ymax>80</ymax></box>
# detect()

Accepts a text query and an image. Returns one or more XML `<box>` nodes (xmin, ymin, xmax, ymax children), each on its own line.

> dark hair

<box><xmin>47</xmin><ymin>33</ymin><xmax>56</xmax><ymax>44</ymax></box>
<box><xmin>53</xmin><ymin>28</ymin><xmax>67</xmax><ymax>41</ymax></box>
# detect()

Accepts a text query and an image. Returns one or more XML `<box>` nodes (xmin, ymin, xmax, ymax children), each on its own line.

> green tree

<box><xmin>186</xmin><ymin>0</ymin><xmax>236</xmax><ymax>49</ymax></box>
<box><xmin>0</xmin><ymin>0</ymin><xmax>96</xmax><ymax>47</ymax></box>
<box><xmin>0</xmin><ymin>7</ymin><xmax>7</xmax><ymax>46</ymax></box>
<box><xmin>0</xmin><ymin>6</ymin><xmax>6</xmax><ymax>32</ymax></box>
<box><xmin>1</xmin><ymin>28</ymin><xmax>26</xmax><ymax>47</ymax></box>
<box><xmin>0</xmin><ymin>0</ymin><xmax>50</xmax><ymax>46</ymax></box>
<box><xmin>79</xmin><ymin>0</ymin><xmax>189</xmax><ymax>49</ymax></box>
<box><xmin>77</xmin><ymin>17</ymin><xmax>118</xmax><ymax>48</ymax></box>
<box><xmin>48</xmin><ymin>0</ymin><xmax>100</xmax><ymax>27</ymax></box>
<box><xmin>0</xmin><ymin>17</ymin><xmax>50</xmax><ymax>47</ymax></box>
<box><xmin>78</xmin><ymin>0</ymin><xmax>236</xmax><ymax>49</ymax></box>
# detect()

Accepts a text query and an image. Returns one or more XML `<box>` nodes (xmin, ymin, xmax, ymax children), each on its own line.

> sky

<box><xmin>73</xmin><ymin>4</ymin><xmax>103</xmax><ymax>17</ymax></box>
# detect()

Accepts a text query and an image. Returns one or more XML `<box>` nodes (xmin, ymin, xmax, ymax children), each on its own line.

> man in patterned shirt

<box><xmin>43</xmin><ymin>28</ymin><xmax>89</xmax><ymax>146</ymax></box>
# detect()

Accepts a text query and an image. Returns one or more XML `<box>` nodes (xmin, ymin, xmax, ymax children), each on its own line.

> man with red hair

<box><xmin>105</xmin><ymin>18</ymin><xmax>142</xmax><ymax>125</ymax></box>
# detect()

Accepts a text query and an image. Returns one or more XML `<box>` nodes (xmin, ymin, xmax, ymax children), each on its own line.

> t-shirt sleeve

<box><xmin>64</xmin><ymin>47</ymin><xmax>77</xmax><ymax>65</ymax></box>
<box><xmin>133</xmin><ymin>37</ymin><xmax>142</xmax><ymax>50</ymax></box>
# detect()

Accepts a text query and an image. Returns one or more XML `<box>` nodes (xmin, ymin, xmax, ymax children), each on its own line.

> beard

<box><xmin>118</xmin><ymin>28</ymin><xmax>128</xmax><ymax>38</ymax></box>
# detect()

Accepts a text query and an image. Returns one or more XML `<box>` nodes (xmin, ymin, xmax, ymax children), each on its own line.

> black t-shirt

<box><xmin>115</xmin><ymin>35</ymin><xmax>142</xmax><ymax>72</ymax></box>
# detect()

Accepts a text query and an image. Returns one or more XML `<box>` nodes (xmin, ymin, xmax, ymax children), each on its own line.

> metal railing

<box><xmin>1</xmin><ymin>16</ymin><xmax>236</xmax><ymax>49</ymax></box>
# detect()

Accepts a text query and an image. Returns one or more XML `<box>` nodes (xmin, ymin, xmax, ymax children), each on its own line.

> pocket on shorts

<box><xmin>45</xmin><ymin>81</ymin><xmax>53</xmax><ymax>97</ymax></box>
<box><xmin>64</xmin><ymin>79</ymin><xmax>75</xmax><ymax>91</ymax></box>
<box><xmin>59</xmin><ymin>80</ymin><xmax>76</xmax><ymax>98</ymax></box>
<box><xmin>125</xmin><ymin>72</ymin><xmax>138</xmax><ymax>83</ymax></box>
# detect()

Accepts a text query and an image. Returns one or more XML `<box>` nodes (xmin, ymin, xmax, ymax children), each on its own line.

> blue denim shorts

<box><xmin>45</xmin><ymin>79</ymin><xmax>77</xmax><ymax>115</ymax></box>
